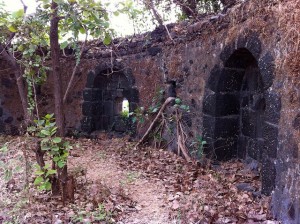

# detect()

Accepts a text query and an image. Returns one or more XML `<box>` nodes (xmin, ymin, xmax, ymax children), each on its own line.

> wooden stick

<box><xmin>178</xmin><ymin>134</ymin><xmax>191</xmax><ymax>162</ymax></box>
<box><xmin>176</xmin><ymin>109</ymin><xmax>180</xmax><ymax>156</ymax></box>
<box><xmin>134</xmin><ymin>97</ymin><xmax>175</xmax><ymax>149</ymax></box>
<box><xmin>176</xmin><ymin>109</ymin><xmax>192</xmax><ymax>161</ymax></box>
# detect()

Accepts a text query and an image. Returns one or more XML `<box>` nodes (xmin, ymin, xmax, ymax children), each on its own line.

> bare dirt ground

<box><xmin>0</xmin><ymin>136</ymin><xmax>280</xmax><ymax>223</ymax></box>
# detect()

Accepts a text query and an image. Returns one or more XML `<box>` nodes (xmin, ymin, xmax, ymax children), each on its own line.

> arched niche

<box><xmin>203</xmin><ymin>46</ymin><xmax>281</xmax><ymax>195</ymax></box>
<box><xmin>203</xmin><ymin>48</ymin><xmax>265</xmax><ymax>160</ymax></box>
<box><xmin>81</xmin><ymin>64</ymin><xmax>139</xmax><ymax>134</ymax></box>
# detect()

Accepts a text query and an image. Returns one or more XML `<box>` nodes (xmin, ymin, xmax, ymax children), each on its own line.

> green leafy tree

<box><xmin>28</xmin><ymin>113</ymin><xmax>73</xmax><ymax>203</ymax></box>
<box><xmin>0</xmin><ymin>0</ymin><xmax>114</xmax><ymax>134</ymax></box>
<box><xmin>0</xmin><ymin>0</ymin><xmax>116</xmax><ymax>203</ymax></box>
<box><xmin>142</xmin><ymin>0</ymin><xmax>224</xmax><ymax>23</ymax></box>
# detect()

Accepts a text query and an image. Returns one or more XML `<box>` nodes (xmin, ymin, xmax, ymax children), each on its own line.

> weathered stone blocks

<box><xmin>264</xmin><ymin>90</ymin><xmax>281</xmax><ymax>124</ymax></box>
<box><xmin>263</xmin><ymin>122</ymin><xmax>278</xmax><ymax>159</ymax></box>
<box><xmin>258</xmin><ymin>52</ymin><xmax>275</xmax><ymax>90</ymax></box>
<box><xmin>261</xmin><ymin>157</ymin><xmax>276</xmax><ymax>195</ymax></box>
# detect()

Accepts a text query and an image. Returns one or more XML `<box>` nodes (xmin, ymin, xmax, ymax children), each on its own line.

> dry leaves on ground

<box><xmin>0</xmin><ymin>136</ymin><xmax>279</xmax><ymax>224</ymax></box>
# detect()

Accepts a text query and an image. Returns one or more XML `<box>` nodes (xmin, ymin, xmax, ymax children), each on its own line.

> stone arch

<box><xmin>204</xmin><ymin>48</ymin><xmax>265</xmax><ymax>159</ymax></box>
<box><xmin>203</xmin><ymin>45</ymin><xmax>281</xmax><ymax>195</ymax></box>
<box><xmin>81</xmin><ymin>63</ymin><xmax>139</xmax><ymax>134</ymax></box>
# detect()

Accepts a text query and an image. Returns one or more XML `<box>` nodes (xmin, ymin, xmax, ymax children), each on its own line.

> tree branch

<box><xmin>144</xmin><ymin>0</ymin><xmax>174</xmax><ymax>42</ymax></box>
<box><xmin>20</xmin><ymin>0</ymin><xmax>28</xmax><ymax>14</ymax></box>
<box><xmin>63</xmin><ymin>33</ymin><xmax>88</xmax><ymax>104</ymax></box>
<box><xmin>50</xmin><ymin>0</ymin><xmax>65</xmax><ymax>136</ymax></box>
<box><xmin>0</xmin><ymin>45</ymin><xmax>31</xmax><ymax>122</ymax></box>
<box><xmin>134</xmin><ymin>97</ymin><xmax>175</xmax><ymax>150</ymax></box>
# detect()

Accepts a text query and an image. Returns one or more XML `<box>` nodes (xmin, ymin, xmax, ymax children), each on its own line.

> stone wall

<box><xmin>0</xmin><ymin>60</ymin><xmax>24</xmax><ymax>135</ymax></box>
<box><xmin>0</xmin><ymin>0</ymin><xmax>299</xmax><ymax>223</ymax></box>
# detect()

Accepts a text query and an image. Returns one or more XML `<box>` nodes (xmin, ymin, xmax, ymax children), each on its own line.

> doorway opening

<box><xmin>203</xmin><ymin>48</ymin><xmax>265</xmax><ymax>160</ymax></box>
<box><xmin>81</xmin><ymin>68</ymin><xmax>138</xmax><ymax>134</ymax></box>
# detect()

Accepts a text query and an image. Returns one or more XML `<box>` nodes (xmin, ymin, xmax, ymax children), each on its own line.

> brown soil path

<box><xmin>69</xmin><ymin>139</ymin><xmax>171</xmax><ymax>224</ymax></box>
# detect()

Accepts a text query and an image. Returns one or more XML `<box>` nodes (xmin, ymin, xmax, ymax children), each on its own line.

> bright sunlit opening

<box><xmin>122</xmin><ymin>98</ymin><xmax>129</xmax><ymax>117</ymax></box>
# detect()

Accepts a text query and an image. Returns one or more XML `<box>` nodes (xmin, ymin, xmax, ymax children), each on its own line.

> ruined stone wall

<box><xmin>60</xmin><ymin>1</ymin><xmax>300</xmax><ymax>222</ymax></box>
<box><xmin>0</xmin><ymin>59</ymin><xmax>24</xmax><ymax>135</ymax></box>
<box><xmin>0</xmin><ymin>0</ymin><xmax>300</xmax><ymax>222</ymax></box>
<box><xmin>269</xmin><ymin>1</ymin><xmax>300</xmax><ymax>223</ymax></box>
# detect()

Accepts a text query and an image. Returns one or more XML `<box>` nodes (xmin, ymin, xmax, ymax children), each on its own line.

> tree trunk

<box><xmin>49</xmin><ymin>1</ymin><xmax>74</xmax><ymax>204</ymax></box>
<box><xmin>0</xmin><ymin>46</ymin><xmax>30</xmax><ymax>124</ymax></box>
<box><xmin>50</xmin><ymin>1</ymin><xmax>65</xmax><ymax>136</ymax></box>
<box><xmin>51</xmin><ymin>162</ymin><xmax>60</xmax><ymax>196</ymax></box>
<box><xmin>145</xmin><ymin>0</ymin><xmax>163</xmax><ymax>26</ymax></box>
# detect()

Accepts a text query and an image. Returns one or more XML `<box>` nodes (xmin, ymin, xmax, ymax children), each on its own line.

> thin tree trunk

<box><xmin>144</xmin><ymin>0</ymin><xmax>174</xmax><ymax>41</ymax></box>
<box><xmin>63</xmin><ymin>34</ymin><xmax>88</xmax><ymax>104</ymax></box>
<box><xmin>0</xmin><ymin>45</ymin><xmax>30</xmax><ymax>123</ymax></box>
<box><xmin>50</xmin><ymin>3</ymin><xmax>74</xmax><ymax>204</ymax></box>
<box><xmin>50</xmin><ymin>1</ymin><xmax>65</xmax><ymax>136</ymax></box>
<box><xmin>145</xmin><ymin>0</ymin><xmax>163</xmax><ymax>26</ymax></box>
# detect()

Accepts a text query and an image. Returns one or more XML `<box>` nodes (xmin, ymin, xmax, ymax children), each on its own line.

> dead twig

<box><xmin>176</xmin><ymin>109</ymin><xmax>192</xmax><ymax>162</ymax></box>
<box><xmin>63</xmin><ymin>33</ymin><xmax>88</xmax><ymax>104</ymax></box>
<box><xmin>134</xmin><ymin>97</ymin><xmax>175</xmax><ymax>150</ymax></box>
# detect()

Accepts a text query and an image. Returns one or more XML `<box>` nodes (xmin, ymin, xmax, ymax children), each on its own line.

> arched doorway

<box><xmin>203</xmin><ymin>48</ymin><xmax>265</xmax><ymax>160</ymax></box>
<box><xmin>81</xmin><ymin>65</ymin><xmax>139</xmax><ymax>134</ymax></box>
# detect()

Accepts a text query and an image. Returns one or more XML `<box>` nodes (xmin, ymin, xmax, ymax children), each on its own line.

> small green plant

<box><xmin>130</xmin><ymin>88</ymin><xmax>165</xmax><ymax>124</ymax></box>
<box><xmin>176</xmin><ymin>209</ymin><xmax>182</xmax><ymax>224</ymax></box>
<box><xmin>174</xmin><ymin>98</ymin><xmax>190</xmax><ymax>112</ymax></box>
<box><xmin>130</xmin><ymin>106</ymin><xmax>145</xmax><ymax>124</ymax></box>
<box><xmin>0</xmin><ymin>142</ymin><xmax>26</xmax><ymax>183</ymax></box>
<box><xmin>121</xmin><ymin>110</ymin><xmax>129</xmax><ymax>118</ymax></box>
<box><xmin>0</xmin><ymin>139</ymin><xmax>33</xmax><ymax>223</ymax></box>
<box><xmin>148</xmin><ymin>89</ymin><xmax>164</xmax><ymax>114</ymax></box>
<box><xmin>71</xmin><ymin>210</ymin><xmax>87</xmax><ymax>223</ymax></box>
<box><xmin>33</xmin><ymin>163</ymin><xmax>56</xmax><ymax>191</ymax></box>
<box><xmin>93</xmin><ymin>203</ymin><xmax>113</xmax><ymax>222</ymax></box>
<box><xmin>190</xmin><ymin>135</ymin><xmax>206</xmax><ymax>159</ymax></box>
<box><xmin>0</xmin><ymin>144</ymin><xmax>12</xmax><ymax>182</ymax></box>
<box><xmin>28</xmin><ymin>114</ymin><xmax>72</xmax><ymax>193</ymax></box>
<box><xmin>71</xmin><ymin>203</ymin><xmax>114</xmax><ymax>223</ymax></box>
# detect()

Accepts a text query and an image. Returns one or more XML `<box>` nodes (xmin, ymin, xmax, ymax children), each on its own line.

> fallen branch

<box><xmin>177</xmin><ymin>135</ymin><xmax>191</xmax><ymax>162</ymax></box>
<box><xmin>134</xmin><ymin>97</ymin><xmax>175</xmax><ymax>149</ymax></box>
<box><xmin>176</xmin><ymin>109</ymin><xmax>192</xmax><ymax>162</ymax></box>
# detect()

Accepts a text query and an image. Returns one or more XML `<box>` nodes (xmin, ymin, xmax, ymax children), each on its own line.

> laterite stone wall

<box><xmin>0</xmin><ymin>1</ymin><xmax>299</xmax><ymax>222</ymax></box>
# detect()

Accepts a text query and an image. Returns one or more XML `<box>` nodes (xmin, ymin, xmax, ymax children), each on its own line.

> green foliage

<box><xmin>0</xmin><ymin>138</ymin><xmax>32</xmax><ymax>223</ymax></box>
<box><xmin>174</xmin><ymin>97</ymin><xmax>190</xmax><ymax>112</ymax></box>
<box><xmin>130</xmin><ymin>106</ymin><xmax>145</xmax><ymax>124</ymax></box>
<box><xmin>130</xmin><ymin>88</ymin><xmax>165</xmax><ymax>124</ymax></box>
<box><xmin>0</xmin><ymin>4</ymin><xmax>51</xmax><ymax>114</ymax></box>
<box><xmin>33</xmin><ymin>164</ymin><xmax>55</xmax><ymax>191</ymax></box>
<box><xmin>93</xmin><ymin>203</ymin><xmax>113</xmax><ymax>222</ymax></box>
<box><xmin>71</xmin><ymin>203</ymin><xmax>114</xmax><ymax>223</ymax></box>
<box><xmin>120</xmin><ymin>110</ymin><xmax>129</xmax><ymax>118</ymax></box>
<box><xmin>0</xmin><ymin>0</ymin><xmax>117</xmax><ymax>116</ymax></box>
<box><xmin>148</xmin><ymin>89</ymin><xmax>164</xmax><ymax>113</ymax></box>
<box><xmin>150</xmin><ymin>0</ymin><xmax>221</xmax><ymax>21</ymax></box>
<box><xmin>190</xmin><ymin>135</ymin><xmax>207</xmax><ymax>159</ymax></box>
<box><xmin>28</xmin><ymin>114</ymin><xmax>72</xmax><ymax>191</ymax></box>
<box><xmin>0</xmin><ymin>142</ymin><xmax>26</xmax><ymax>184</ymax></box>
